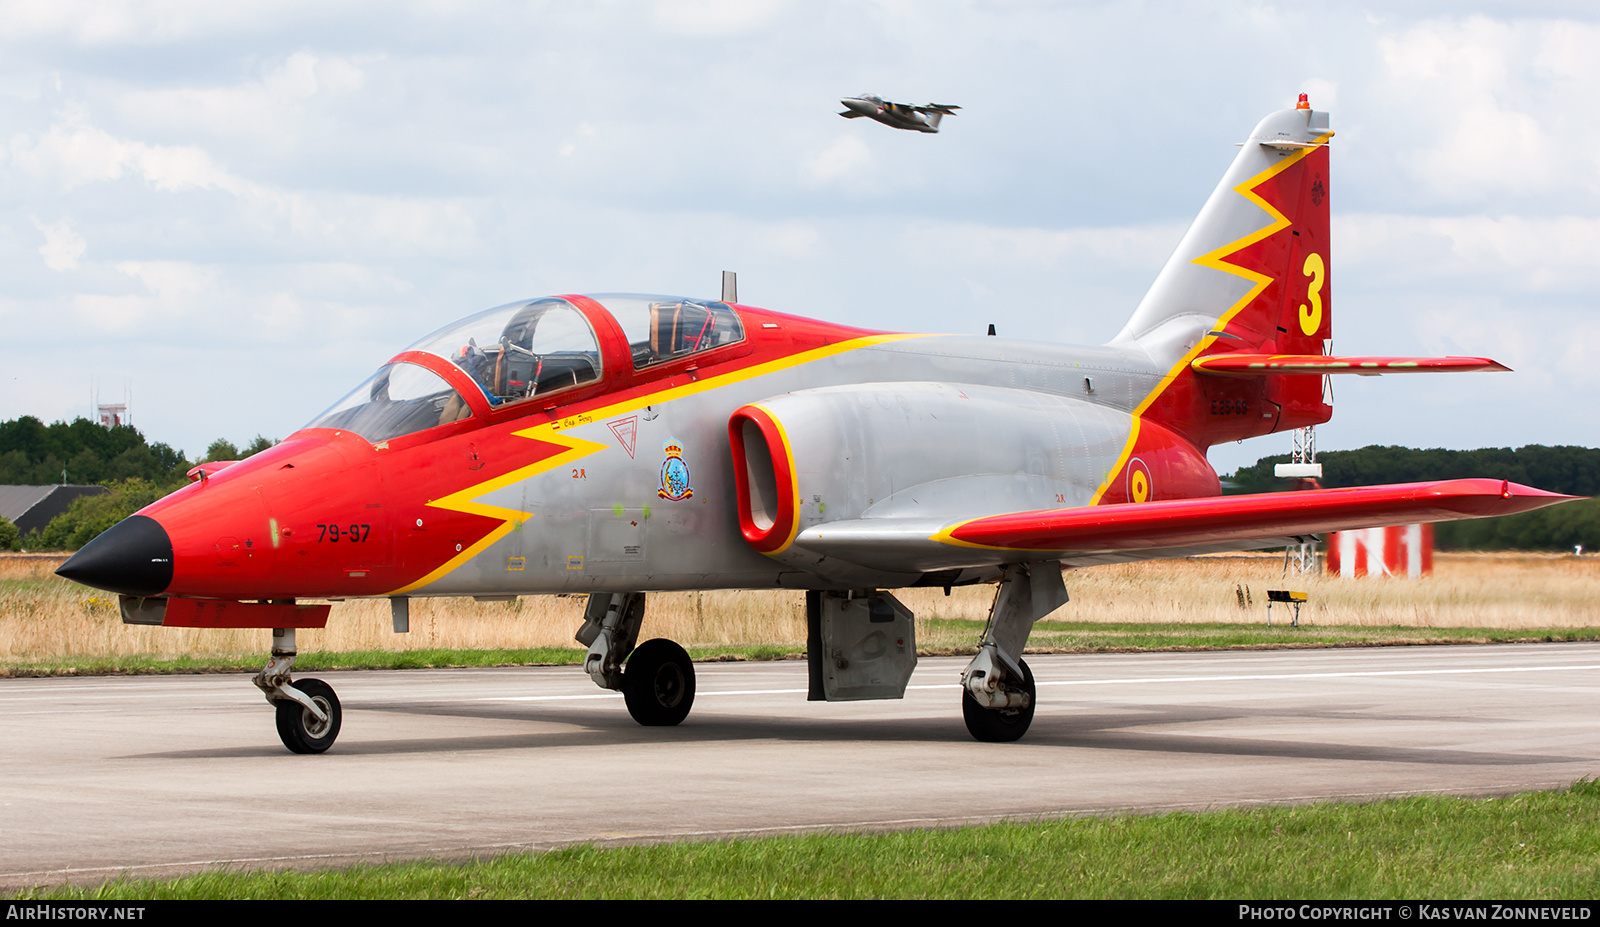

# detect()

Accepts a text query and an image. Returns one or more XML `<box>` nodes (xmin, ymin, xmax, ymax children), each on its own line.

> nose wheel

<box><xmin>274</xmin><ymin>678</ymin><xmax>343</xmax><ymax>754</ymax></box>
<box><xmin>623</xmin><ymin>638</ymin><xmax>696</xmax><ymax>726</ymax></box>
<box><xmin>254</xmin><ymin>628</ymin><xmax>343</xmax><ymax>754</ymax></box>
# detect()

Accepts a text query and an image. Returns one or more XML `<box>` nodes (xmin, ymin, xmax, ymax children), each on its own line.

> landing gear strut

<box><xmin>959</xmin><ymin>563</ymin><xmax>1067</xmax><ymax>743</ymax></box>
<box><xmin>577</xmin><ymin>593</ymin><xmax>697</xmax><ymax>727</ymax></box>
<box><xmin>254</xmin><ymin>627</ymin><xmax>343</xmax><ymax>754</ymax></box>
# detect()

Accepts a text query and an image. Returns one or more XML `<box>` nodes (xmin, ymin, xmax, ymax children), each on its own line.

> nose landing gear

<box><xmin>254</xmin><ymin>627</ymin><xmax>343</xmax><ymax>754</ymax></box>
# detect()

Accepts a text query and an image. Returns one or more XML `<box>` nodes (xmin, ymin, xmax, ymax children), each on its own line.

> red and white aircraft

<box><xmin>59</xmin><ymin>96</ymin><xmax>1575</xmax><ymax>753</ymax></box>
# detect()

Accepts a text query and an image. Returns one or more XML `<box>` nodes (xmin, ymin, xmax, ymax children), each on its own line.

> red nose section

<box><xmin>132</xmin><ymin>433</ymin><xmax>403</xmax><ymax>599</ymax></box>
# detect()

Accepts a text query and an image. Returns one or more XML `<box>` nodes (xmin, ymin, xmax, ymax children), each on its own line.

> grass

<box><xmin>24</xmin><ymin>780</ymin><xmax>1600</xmax><ymax>899</ymax></box>
<box><xmin>6</xmin><ymin>624</ymin><xmax>1598</xmax><ymax>678</ymax></box>
<box><xmin>925</xmin><ymin>618</ymin><xmax>1600</xmax><ymax>652</ymax></box>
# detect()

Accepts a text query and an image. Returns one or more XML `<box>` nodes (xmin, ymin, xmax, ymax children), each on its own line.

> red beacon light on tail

<box><xmin>1296</xmin><ymin>93</ymin><xmax>1311</xmax><ymax>110</ymax></box>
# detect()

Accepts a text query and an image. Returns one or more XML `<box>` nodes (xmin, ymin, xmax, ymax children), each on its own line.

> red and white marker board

<box><xmin>1326</xmin><ymin>524</ymin><xmax>1434</xmax><ymax>578</ymax></box>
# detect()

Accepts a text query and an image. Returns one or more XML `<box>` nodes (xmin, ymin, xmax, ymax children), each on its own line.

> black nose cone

<box><xmin>55</xmin><ymin>514</ymin><xmax>174</xmax><ymax>597</ymax></box>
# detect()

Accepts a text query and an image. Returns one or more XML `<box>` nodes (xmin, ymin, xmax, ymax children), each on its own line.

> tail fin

<box><xmin>1113</xmin><ymin>99</ymin><xmax>1334</xmax><ymax>446</ymax></box>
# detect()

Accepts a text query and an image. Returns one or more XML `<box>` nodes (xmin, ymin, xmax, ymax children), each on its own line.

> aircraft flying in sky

<box><xmin>58</xmin><ymin>96</ymin><xmax>1575</xmax><ymax>754</ymax></box>
<box><xmin>839</xmin><ymin>94</ymin><xmax>959</xmax><ymax>133</ymax></box>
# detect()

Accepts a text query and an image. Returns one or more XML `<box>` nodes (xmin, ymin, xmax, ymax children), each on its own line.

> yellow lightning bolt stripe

<box><xmin>927</xmin><ymin>521</ymin><xmax>1016</xmax><ymax>551</ymax></box>
<box><xmin>1083</xmin><ymin>130</ymin><xmax>1334</xmax><ymax>508</ymax></box>
<box><xmin>390</xmin><ymin>332</ymin><xmax>927</xmax><ymax>593</ymax></box>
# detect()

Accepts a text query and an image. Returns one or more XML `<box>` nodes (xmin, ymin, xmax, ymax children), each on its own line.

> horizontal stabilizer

<box><xmin>1191</xmin><ymin>354</ymin><xmax>1511</xmax><ymax>376</ymax></box>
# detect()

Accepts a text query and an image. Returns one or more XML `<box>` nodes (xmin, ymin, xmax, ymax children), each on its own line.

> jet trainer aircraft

<box><xmin>60</xmin><ymin>96</ymin><xmax>1575</xmax><ymax>754</ymax></box>
<box><xmin>839</xmin><ymin>93</ymin><xmax>959</xmax><ymax>133</ymax></box>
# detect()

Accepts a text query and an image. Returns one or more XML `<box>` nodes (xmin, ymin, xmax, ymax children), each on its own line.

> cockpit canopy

<box><xmin>305</xmin><ymin>294</ymin><xmax>743</xmax><ymax>444</ymax></box>
<box><xmin>412</xmin><ymin>297</ymin><xmax>602</xmax><ymax>405</ymax></box>
<box><xmin>591</xmin><ymin>294</ymin><xmax>744</xmax><ymax>370</ymax></box>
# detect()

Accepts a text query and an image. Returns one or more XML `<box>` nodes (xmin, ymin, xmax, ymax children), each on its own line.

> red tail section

<box><xmin>1144</xmin><ymin>130</ymin><xmax>1335</xmax><ymax>449</ymax></box>
<box><xmin>1094</xmin><ymin>102</ymin><xmax>1336</xmax><ymax>505</ymax></box>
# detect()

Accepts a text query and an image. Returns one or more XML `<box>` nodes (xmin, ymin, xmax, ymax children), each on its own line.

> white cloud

<box><xmin>116</xmin><ymin>50</ymin><xmax>370</xmax><ymax>147</ymax></box>
<box><xmin>116</xmin><ymin>260</ymin><xmax>221</xmax><ymax>298</ymax></box>
<box><xmin>35</xmin><ymin>219</ymin><xmax>86</xmax><ymax>271</ymax></box>
<box><xmin>1336</xmin><ymin>213</ymin><xmax>1600</xmax><ymax>294</ymax></box>
<box><xmin>1374</xmin><ymin>16</ymin><xmax>1598</xmax><ymax>202</ymax></box>
<box><xmin>900</xmin><ymin>220</ymin><xmax>1186</xmax><ymax>271</ymax></box>
<box><xmin>7</xmin><ymin>112</ymin><xmax>247</xmax><ymax>193</ymax></box>
<box><xmin>1300</xmin><ymin>77</ymin><xmax>1338</xmax><ymax>111</ymax></box>
<box><xmin>653</xmin><ymin>0</ymin><xmax>789</xmax><ymax>36</ymax></box>
<box><xmin>804</xmin><ymin>136</ymin><xmax>872</xmax><ymax>186</ymax></box>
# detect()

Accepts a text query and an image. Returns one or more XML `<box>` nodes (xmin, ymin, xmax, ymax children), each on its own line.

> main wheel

<box><xmin>623</xmin><ymin>638</ymin><xmax>696</xmax><ymax>726</ymax></box>
<box><xmin>274</xmin><ymin>677</ymin><xmax>342</xmax><ymax>754</ymax></box>
<box><xmin>961</xmin><ymin>658</ymin><xmax>1036</xmax><ymax>743</ymax></box>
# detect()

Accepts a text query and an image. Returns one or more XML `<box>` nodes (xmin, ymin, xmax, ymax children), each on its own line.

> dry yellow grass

<box><xmin>2</xmin><ymin>551</ymin><xmax>1596</xmax><ymax>663</ymax></box>
<box><xmin>1056</xmin><ymin>551</ymin><xmax>1600</xmax><ymax>629</ymax></box>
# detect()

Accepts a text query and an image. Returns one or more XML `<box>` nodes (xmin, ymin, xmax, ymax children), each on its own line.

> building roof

<box><xmin>0</xmin><ymin>485</ymin><xmax>110</xmax><ymax>535</ymax></box>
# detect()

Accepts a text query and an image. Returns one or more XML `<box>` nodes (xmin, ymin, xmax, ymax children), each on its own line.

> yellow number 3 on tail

<box><xmin>1299</xmin><ymin>252</ymin><xmax>1325</xmax><ymax>336</ymax></box>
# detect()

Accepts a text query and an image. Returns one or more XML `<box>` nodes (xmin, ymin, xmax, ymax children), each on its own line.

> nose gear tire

<box><xmin>275</xmin><ymin>678</ymin><xmax>343</xmax><ymax>754</ymax></box>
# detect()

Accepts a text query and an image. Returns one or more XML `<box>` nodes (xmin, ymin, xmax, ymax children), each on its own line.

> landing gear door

<box><xmin>812</xmin><ymin>591</ymin><xmax>917</xmax><ymax>701</ymax></box>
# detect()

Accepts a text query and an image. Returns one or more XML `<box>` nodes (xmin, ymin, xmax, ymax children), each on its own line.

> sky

<box><xmin>2</xmin><ymin>0</ymin><xmax>1597</xmax><ymax>475</ymax></box>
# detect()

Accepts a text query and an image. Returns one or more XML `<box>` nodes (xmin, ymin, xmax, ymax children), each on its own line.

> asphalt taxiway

<box><xmin>3</xmin><ymin>642</ymin><xmax>1597</xmax><ymax>888</ymax></box>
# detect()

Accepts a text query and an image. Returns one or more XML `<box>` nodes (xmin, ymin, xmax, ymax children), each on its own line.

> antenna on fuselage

<box><xmin>721</xmin><ymin>271</ymin><xmax>737</xmax><ymax>303</ymax></box>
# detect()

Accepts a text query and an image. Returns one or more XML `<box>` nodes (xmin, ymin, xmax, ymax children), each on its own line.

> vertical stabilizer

<box><xmin>1115</xmin><ymin>103</ymin><xmax>1332</xmax><ymax>363</ymax></box>
<box><xmin>1114</xmin><ymin>99</ymin><xmax>1334</xmax><ymax>446</ymax></box>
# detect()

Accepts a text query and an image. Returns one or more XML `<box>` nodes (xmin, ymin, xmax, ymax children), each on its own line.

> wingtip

<box><xmin>1496</xmin><ymin>479</ymin><xmax>1581</xmax><ymax>500</ymax></box>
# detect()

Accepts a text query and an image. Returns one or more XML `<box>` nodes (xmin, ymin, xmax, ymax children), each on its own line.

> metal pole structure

<box><xmin>1284</xmin><ymin>425</ymin><xmax>1318</xmax><ymax>575</ymax></box>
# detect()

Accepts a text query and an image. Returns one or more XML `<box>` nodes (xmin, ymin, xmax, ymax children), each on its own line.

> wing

<box><xmin>838</xmin><ymin>110</ymin><xmax>866</xmax><ymax>118</ymax></box>
<box><xmin>789</xmin><ymin>479</ymin><xmax>1577</xmax><ymax>573</ymax></box>
<box><xmin>1192</xmin><ymin>354</ymin><xmax>1511</xmax><ymax>376</ymax></box>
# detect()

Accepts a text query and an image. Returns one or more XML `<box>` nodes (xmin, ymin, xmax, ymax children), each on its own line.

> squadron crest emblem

<box><xmin>658</xmin><ymin>438</ymin><xmax>693</xmax><ymax>500</ymax></box>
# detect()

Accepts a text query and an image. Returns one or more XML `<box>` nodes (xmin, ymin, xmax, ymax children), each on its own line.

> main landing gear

<box><xmin>577</xmin><ymin>592</ymin><xmax>697</xmax><ymax>727</ymax></box>
<box><xmin>958</xmin><ymin>562</ymin><xmax>1067</xmax><ymax>743</ymax></box>
<box><xmin>255</xmin><ymin>627</ymin><xmax>343</xmax><ymax>754</ymax></box>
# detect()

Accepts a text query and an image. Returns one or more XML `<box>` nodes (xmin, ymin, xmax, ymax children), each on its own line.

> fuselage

<box><xmin>99</xmin><ymin>293</ymin><xmax>1250</xmax><ymax>601</ymax></box>
<box><xmin>841</xmin><ymin>95</ymin><xmax>939</xmax><ymax>133</ymax></box>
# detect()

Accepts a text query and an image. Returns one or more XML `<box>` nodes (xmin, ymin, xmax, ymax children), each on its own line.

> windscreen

<box><xmin>304</xmin><ymin>362</ymin><xmax>471</xmax><ymax>443</ymax></box>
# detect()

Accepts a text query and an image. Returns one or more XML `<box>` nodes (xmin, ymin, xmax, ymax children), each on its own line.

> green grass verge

<box><xmin>925</xmin><ymin>619</ymin><xmax>1600</xmax><ymax>653</ymax></box>
<box><xmin>6</xmin><ymin>624</ymin><xmax>1598</xmax><ymax>677</ymax></box>
<box><xmin>25</xmin><ymin>780</ymin><xmax>1600</xmax><ymax>899</ymax></box>
<box><xmin>0</xmin><ymin>644</ymin><xmax>806</xmax><ymax>677</ymax></box>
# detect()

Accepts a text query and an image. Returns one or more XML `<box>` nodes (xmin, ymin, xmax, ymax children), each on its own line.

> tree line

<box><xmin>0</xmin><ymin>416</ymin><xmax>276</xmax><ymax>551</ymax></box>
<box><xmin>1224</xmin><ymin>444</ymin><xmax>1600</xmax><ymax>552</ymax></box>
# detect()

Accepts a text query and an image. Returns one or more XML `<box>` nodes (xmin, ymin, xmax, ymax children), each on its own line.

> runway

<box><xmin>3</xmin><ymin>642</ymin><xmax>1598</xmax><ymax>888</ymax></box>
